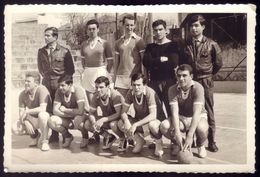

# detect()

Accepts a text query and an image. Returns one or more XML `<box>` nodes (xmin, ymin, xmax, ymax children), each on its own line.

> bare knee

<box><xmin>38</xmin><ymin>112</ymin><xmax>49</xmax><ymax>121</ymax></box>
<box><xmin>109</xmin><ymin>120</ymin><xmax>118</xmax><ymax>130</ymax></box>
<box><xmin>48</xmin><ymin>115</ymin><xmax>60</xmax><ymax>130</ymax></box>
<box><xmin>160</xmin><ymin>119</ymin><xmax>170</xmax><ymax>135</ymax></box>
<box><xmin>148</xmin><ymin>120</ymin><xmax>160</xmax><ymax>132</ymax></box>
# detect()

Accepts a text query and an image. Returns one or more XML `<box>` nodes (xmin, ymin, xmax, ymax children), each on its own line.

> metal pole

<box><xmin>115</xmin><ymin>13</ymin><xmax>118</xmax><ymax>39</ymax></box>
<box><xmin>148</xmin><ymin>13</ymin><xmax>153</xmax><ymax>43</ymax></box>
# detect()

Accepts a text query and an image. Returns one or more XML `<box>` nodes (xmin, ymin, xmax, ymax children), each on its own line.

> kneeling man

<box><xmin>19</xmin><ymin>72</ymin><xmax>51</xmax><ymax>151</ymax></box>
<box><xmin>117</xmin><ymin>73</ymin><xmax>166</xmax><ymax>157</ymax></box>
<box><xmin>160</xmin><ymin>64</ymin><xmax>209</xmax><ymax>158</ymax></box>
<box><xmin>48</xmin><ymin>75</ymin><xmax>89</xmax><ymax>148</ymax></box>
<box><xmin>84</xmin><ymin>76</ymin><xmax>124</xmax><ymax>150</ymax></box>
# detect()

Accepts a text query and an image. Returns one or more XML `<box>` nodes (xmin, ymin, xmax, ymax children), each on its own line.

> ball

<box><xmin>177</xmin><ymin>150</ymin><xmax>193</xmax><ymax>164</ymax></box>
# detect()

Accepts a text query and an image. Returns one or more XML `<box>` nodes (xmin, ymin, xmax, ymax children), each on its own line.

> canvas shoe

<box><xmin>154</xmin><ymin>139</ymin><xmax>164</xmax><ymax>158</ymax></box>
<box><xmin>198</xmin><ymin>145</ymin><xmax>207</xmax><ymax>158</ymax></box>
<box><xmin>41</xmin><ymin>142</ymin><xmax>50</xmax><ymax>151</ymax></box>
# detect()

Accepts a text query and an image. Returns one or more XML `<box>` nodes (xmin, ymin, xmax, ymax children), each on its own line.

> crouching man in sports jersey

<box><xmin>160</xmin><ymin>64</ymin><xmax>209</xmax><ymax>158</ymax></box>
<box><xmin>18</xmin><ymin>72</ymin><xmax>52</xmax><ymax>151</ymax></box>
<box><xmin>117</xmin><ymin>73</ymin><xmax>165</xmax><ymax>157</ymax></box>
<box><xmin>48</xmin><ymin>75</ymin><xmax>89</xmax><ymax>148</ymax></box>
<box><xmin>84</xmin><ymin>76</ymin><xmax>124</xmax><ymax>150</ymax></box>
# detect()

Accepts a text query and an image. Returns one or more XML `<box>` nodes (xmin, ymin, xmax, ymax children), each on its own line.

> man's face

<box><xmin>132</xmin><ymin>78</ymin><xmax>145</xmax><ymax>96</ymax></box>
<box><xmin>95</xmin><ymin>82</ymin><xmax>109</xmax><ymax>98</ymax></box>
<box><xmin>24</xmin><ymin>76</ymin><xmax>37</xmax><ymax>92</ymax></box>
<box><xmin>124</xmin><ymin>19</ymin><xmax>135</xmax><ymax>35</ymax></box>
<box><xmin>153</xmin><ymin>24</ymin><xmax>167</xmax><ymax>41</ymax></box>
<box><xmin>87</xmin><ymin>24</ymin><xmax>99</xmax><ymax>38</ymax></box>
<box><xmin>58</xmin><ymin>81</ymin><xmax>71</xmax><ymax>95</ymax></box>
<box><xmin>44</xmin><ymin>30</ymin><xmax>57</xmax><ymax>45</ymax></box>
<box><xmin>190</xmin><ymin>20</ymin><xmax>205</xmax><ymax>37</ymax></box>
<box><xmin>176</xmin><ymin>70</ymin><xmax>193</xmax><ymax>88</ymax></box>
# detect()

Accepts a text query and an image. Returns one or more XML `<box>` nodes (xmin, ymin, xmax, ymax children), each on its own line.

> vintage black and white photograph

<box><xmin>4</xmin><ymin>4</ymin><xmax>256</xmax><ymax>173</ymax></box>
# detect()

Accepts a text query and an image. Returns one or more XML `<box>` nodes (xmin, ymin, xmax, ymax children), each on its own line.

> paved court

<box><xmin>9</xmin><ymin>91</ymin><xmax>247</xmax><ymax>165</ymax></box>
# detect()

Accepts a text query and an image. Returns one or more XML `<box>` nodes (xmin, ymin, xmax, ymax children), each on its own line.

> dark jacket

<box><xmin>37</xmin><ymin>43</ymin><xmax>75</xmax><ymax>79</ymax></box>
<box><xmin>184</xmin><ymin>36</ymin><xmax>223</xmax><ymax>80</ymax></box>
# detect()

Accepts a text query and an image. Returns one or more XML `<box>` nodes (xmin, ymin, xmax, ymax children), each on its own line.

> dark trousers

<box><xmin>42</xmin><ymin>77</ymin><xmax>60</xmax><ymax>137</ymax></box>
<box><xmin>196</xmin><ymin>76</ymin><xmax>216</xmax><ymax>144</ymax></box>
<box><xmin>42</xmin><ymin>77</ymin><xmax>59</xmax><ymax>102</ymax></box>
<box><xmin>148</xmin><ymin>79</ymin><xmax>176</xmax><ymax>119</ymax></box>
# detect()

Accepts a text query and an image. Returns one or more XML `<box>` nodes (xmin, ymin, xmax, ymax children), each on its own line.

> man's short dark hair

<box><xmin>152</xmin><ymin>19</ymin><xmax>167</xmax><ymax>29</ymax></box>
<box><xmin>58</xmin><ymin>75</ymin><xmax>73</xmax><ymax>85</ymax></box>
<box><xmin>25</xmin><ymin>72</ymin><xmax>41</xmax><ymax>84</ymax></box>
<box><xmin>86</xmin><ymin>19</ymin><xmax>99</xmax><ymax>28</ymax></box>
<box><xmin>176</xmin><ymin>64</ymin><xmax>193</xmax><ymax>75</ymax></box>
<box><xmin>188</xmin><ymin>14</ymin><xmax>206</xmax><ymax>27</ymax></box>
<box><xmin>122</xmin><ymin>14</ymin><xmax>136</xmax><ymax>24</ymax></box>
<box><xmin>44</xmin><ymin>27</ymin><xmax>59</xmax><ymax>39</ymax></box>
<box><xmin>94</xmin><ymin>76</ymin><xmax>110</xmax><ymax>87</ymax></box>
<box><xmin>131</xmin><ymin>73</ymin><xmax>147</xmax><ymax>85</ymax></box>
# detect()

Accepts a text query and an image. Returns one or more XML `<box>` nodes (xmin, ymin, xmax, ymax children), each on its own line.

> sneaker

<box><xmin>171</xmin><ymin>143</ymin><xmax>181</xmax><ymax>156</ymax></box>
<box><xmin>208</xmin><ymin>142</ymin><xmax>219</xmax><ymax>152</ymax></box>
<box><xmin>102</xmin><ymin>134</ymin><xmax>116</xmax><ymax>150</ymax></box>
<box><xmin>154</xmin><ymin>139</ymin><xmax>164</xmax><ymax>158</ymax></box>
<box><xmin>62</xmin><ymin>136</ymin><xmax>73</xmax><ymax>148</ymax></box>
<box><xmin>41</xmin><ymin>142</ymin><xmax>50</xmax><ymax>151</ymax></box>
<box><xmin>80</xmin><ymin>138</ymin><xmax>88</xmax><ymax>148</ymax></box>
<box><xmin>132</xmin><ymin>133</ymin><xmax>145</xmax><ymax>153</ymax></box>
<box><xmin>88</xmin><ymin>133</ymin><xmax>100</xmax><ymax>144</ymax></box>
<box><xmin>198</xmin><ymin>145</ymin><xmax>207</xmax><ymax>158</ymax></box>
<box><xmin>117</xmin><ymin>138</ymin><xmax>128</xmax><ymax>152</ymax></box>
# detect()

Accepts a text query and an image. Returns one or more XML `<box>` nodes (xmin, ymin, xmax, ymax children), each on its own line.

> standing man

<box><xmin>18</xmin><ymin>72</ymin><xmax>52</xmax><ymax>151</ymax></box>
<box><xmin>81</xmin><ymin>19</ymin><xmax>113</xmax><ymax>102</ymax></box>
<box><xmin>114</xmin><ymin>14</ymin><xmax>146</xmax><ymax>98</ymax></box>
<box><xmin>37</xmin><ymin>27</ymin><xmax>75</xmax><ymax>143</ymax></box>
<box><xmin>143</xmin><ymin>19</ymin><xmax>179</xmax><ymax>118</ymax></box>
<box><xmin>117</xmin><ymin>73</ymin><xmax>165</xmax><ymax>157</ymax></box>
<box><xmin>81</xmin><ymin>19</ymin><xmax>113</xmax><ymax>143</ymax></box>
<box><xmin>160</xmin><ymin>64</ymin><xmax>209</xmax><ymax>158</ymax></box>
<box><xmin>184</xmin><ymin>15</ymin><xmax>222</xmax><ymax>152</ymax></box>
<box><xmin>48</xmin><ymin>75</ymin><xmax>89</xmax><ymax>148</ymax></box>
<box><xmin>84</xmin><ymin>76</ymin><xmax>124</xmax><ymax>150</ymax></box>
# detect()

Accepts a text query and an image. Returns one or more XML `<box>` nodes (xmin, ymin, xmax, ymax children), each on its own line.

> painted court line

<box><xmin>216</xmin><ymin>126</ymin><xmax>246</xmax><ymax>132</ymax></box>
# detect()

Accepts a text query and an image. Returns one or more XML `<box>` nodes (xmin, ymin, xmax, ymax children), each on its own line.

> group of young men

<box><xmin>17</xmin><ymin>14</ymin><xmax>222</xmax><ymax>160</ymax></box>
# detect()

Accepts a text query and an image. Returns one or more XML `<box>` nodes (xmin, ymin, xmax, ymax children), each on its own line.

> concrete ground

<box><xmin>10</xmin><ymin>91</ymin><xmax>247</xmax><ymax>166</ymax></box>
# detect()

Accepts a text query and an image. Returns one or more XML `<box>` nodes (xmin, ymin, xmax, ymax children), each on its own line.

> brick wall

<box><xmin>11</xmin><ymin>22</ymin><xmax>82</xmax><ymax>88</ymax></box>
<box><xmin>12</xmin><ymin>22</ymin><xmax>48</xmax><ymax>88</ymax></box>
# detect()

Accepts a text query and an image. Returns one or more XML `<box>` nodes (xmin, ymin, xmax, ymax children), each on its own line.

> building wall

<box><xmin>12</xmin><ymin>22</ymin><xmax>48</xmax><ymax>87</ymax></box>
